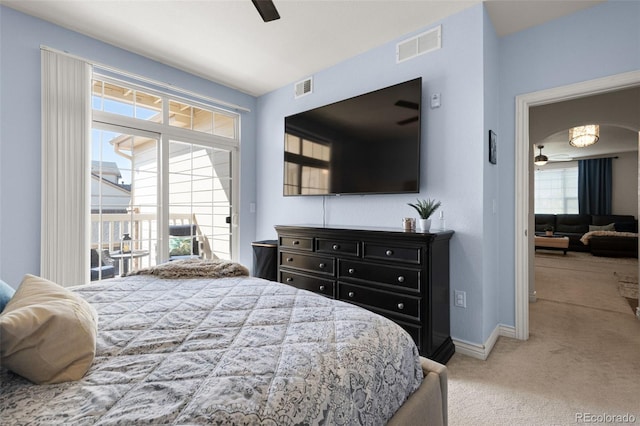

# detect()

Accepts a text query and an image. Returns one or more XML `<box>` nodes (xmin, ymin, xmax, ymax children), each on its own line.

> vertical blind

<box><xmin>41</xmin><ymin>49</ymin><xmax>91</xmax><ymax>285</ymax></box>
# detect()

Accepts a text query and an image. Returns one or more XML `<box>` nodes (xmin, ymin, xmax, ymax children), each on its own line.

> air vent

<box><xmin>396</xmin><ymin>25</ymin><xmax>441</xmax><ymax>63</ymax></box>
<box><xmin>294</xmin><ymin>77</ymin><xmax>313</xmax><ymax>98</ymax></box>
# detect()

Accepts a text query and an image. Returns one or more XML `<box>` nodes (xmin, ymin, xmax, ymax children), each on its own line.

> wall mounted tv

<box><xmin>284</xmin><ymin>77</ymin><xmax>422</xmax><ymax>196</ymax></box>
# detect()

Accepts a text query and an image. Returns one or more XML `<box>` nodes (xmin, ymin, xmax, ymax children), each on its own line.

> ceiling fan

<box><xmin>252</xmin><ymin>0</ymin><xmax>280</xmax><ymax>22</ymax></box>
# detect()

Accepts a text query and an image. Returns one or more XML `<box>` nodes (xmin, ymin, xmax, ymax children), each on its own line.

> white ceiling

<box><xmin>537</xmin><ymin>125</ymin><xmax>638</xmax><ymax>163</ymax></box>
<box><xmin>531</xmin><ymin>87</ymin><xmax>640</xmax><ymax>163</ymax></box>
<box><xmin>1</xmin><ymin>0</ymin><xmax>605</xmax><ymax>96</ymax></box>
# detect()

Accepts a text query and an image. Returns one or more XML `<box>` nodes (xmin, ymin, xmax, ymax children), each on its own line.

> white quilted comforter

<box><xmin>1</xmin><ymin>275</ymin><xmax>422</xmax><ymax>425</ymax></box>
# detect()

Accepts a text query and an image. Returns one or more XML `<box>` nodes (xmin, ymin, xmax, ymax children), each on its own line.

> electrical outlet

<box><xmin>454</xmin><ymin>290</ymin><xmax>467</xmax><ymax>308</ymax></box>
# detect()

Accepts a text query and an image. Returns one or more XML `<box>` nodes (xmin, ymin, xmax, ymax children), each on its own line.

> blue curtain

<box><xmin>578</xmin><ymin>158</ymin><xmax>612</xmax><ymax>215</ymax></box>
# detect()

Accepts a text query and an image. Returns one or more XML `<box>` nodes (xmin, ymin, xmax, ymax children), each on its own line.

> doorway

<box><xmin>514</xmin><ymin>70</ymin><xmax>640</xmax><ymax>339</ymax></box>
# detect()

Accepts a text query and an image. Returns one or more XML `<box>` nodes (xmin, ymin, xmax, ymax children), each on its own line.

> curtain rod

<box><xmin>577</xmin><ymin>155</ymin><xmax>620</xmax><ymax>160</ymax></box>
<box><xmin>40</xmin><ymin>46</ymin><xmax>252</xmax><ymax>113</ymax></box>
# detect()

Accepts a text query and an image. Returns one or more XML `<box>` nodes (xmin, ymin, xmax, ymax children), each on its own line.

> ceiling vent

<box><xmin>294</xmin><ymin>77</ymin><xmax>313</xmax><ymax>98</ymax></box>
<box><xmin>396</xmin><ymin>25</ymin><xmax>442</xmax><ymax>63</ymax></box>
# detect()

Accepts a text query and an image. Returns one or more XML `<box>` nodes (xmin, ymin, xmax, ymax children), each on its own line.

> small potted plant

<box><xmin>544</xmin><ymin>225</ymin><xmax>554</xmax><ymax>236</ymax></box>
<box><xmin>408</xmin><ymin>198</ymin><xmax>441</xmax><ymax>232</ymax></box>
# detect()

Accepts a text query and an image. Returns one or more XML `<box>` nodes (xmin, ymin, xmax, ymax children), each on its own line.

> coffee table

<box><xmin>534</xmin><ymin>235</ymin><xmax>569</xmax><ymax>254</ymax></box>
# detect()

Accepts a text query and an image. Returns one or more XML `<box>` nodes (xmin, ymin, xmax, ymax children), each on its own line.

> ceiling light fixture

<box><xmin>534</xmin><ymin>145</ymin><xmax>548</xmax><ymax>166</ymax></box>
<box><xmin>569</xmin><ymin>124</ymin><xmax>599</xmax><ymax>148</ymax></box>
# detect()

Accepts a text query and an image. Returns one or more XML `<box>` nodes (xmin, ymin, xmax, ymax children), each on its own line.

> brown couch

<box><xmin>535</xmin><ymin>214</ymin><xmax>638</xmax><ymax>257</ymax></box>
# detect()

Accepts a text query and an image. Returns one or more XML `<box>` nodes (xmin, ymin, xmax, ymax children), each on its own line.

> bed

<box><xmin>0</xmin><ymin>260</ymin><xmax>447</xmax><ymax>425</ymax></box>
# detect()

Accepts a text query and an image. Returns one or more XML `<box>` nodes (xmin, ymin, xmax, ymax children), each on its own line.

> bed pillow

<box><xmin>0</xmin><ymin>274</ymin><xmax>98</xmax><ymax>384</ymax></box>
<box><xmin>0</xmin><ymin>279</ymin><xmax>15</xmax><ymax>313</ymax></box>
<box><xmin>588</xmin><ymin>223</ymin><xmax>615</xmax><ymax>232</ymax></box>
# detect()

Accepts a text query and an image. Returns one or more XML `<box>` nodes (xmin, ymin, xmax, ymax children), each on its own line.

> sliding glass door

<box><xmin>90</xmin><ymin>126</ymin><xmax>159</xmax><ymax>280</ymax></box>
<box><xmin>90</xmin><ymin>75</ymin><xmax>240</xmax><ymax>281</ymax></box>
<box><xmin>168</xmin><ymin>141</ymin><xmax>233</xmax><ymax>261</ymax></box>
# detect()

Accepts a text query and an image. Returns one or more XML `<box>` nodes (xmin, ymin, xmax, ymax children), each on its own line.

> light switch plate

<box><xmin>431</xmin><ymin>93</ymin><xmax>441</xmax><ymax>108</ymax></box>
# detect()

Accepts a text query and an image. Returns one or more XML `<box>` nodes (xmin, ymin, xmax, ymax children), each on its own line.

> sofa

<box><xmin>535</xmin><ymin>214</ymin><xmax>638</xmax><ymax>257</ymax></box>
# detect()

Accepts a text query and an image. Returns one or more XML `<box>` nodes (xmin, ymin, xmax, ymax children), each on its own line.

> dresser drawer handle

<box><xmin>293</xmin><ymin>240</ymin><xmax>300</xmax><ymax>245</ymax></box>
<box><xmin>385</xmin><ymin>249</ymin><xmax>394</xmax><ymax>256</ymax></box>
<box><xmin>332</xmin><ymin>244</ymin><xmax>340</xmax><ymax>250</ymax></box>
<box><xmin>348</xmin><ymin>268</ymin><xmax>355</xmax><ymax>274</ymax></box>
<box><xmin>286</xmin><ymin>277</ymin><xmax>293</xmax><ymax>282</ymax></box>
<box><xmin>319</xmin><ymin>263</ymin><xmax>326</xmax><ymax>269</ymax></box>
<box><xmin>397</xmin><ymin>276</ymin><xmax>405</xmax><ymax>283</ymax></box>
<box><xmin>286</xmin><ymin>257</ymin><xmax>294</xmax><ymax>262</ymax></box>
<box><xmin>397</xmin><ymin>303</ymin><xmax>404</xmax><ymax>310</ymax></box>
<box><xmin>348</xmin><ymin>291</ymin><xmax>355</xmax><ymax>298</ymax></box>
<box><xmin>319</xmin><ymin>285</ymin><xmax>325</xmax><ymax>291</ymax></box>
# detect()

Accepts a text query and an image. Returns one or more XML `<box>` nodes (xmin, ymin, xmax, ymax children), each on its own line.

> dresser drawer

<box><xmin>280</xmin><ymin>251</ymin><xmax>334</xmax><ymax>276</ymax></box>
<box><xmin>339</xmin><ymin>259</ymin><xmax>420</xmax><ymax>291</ymax></box>
<box><xmin>280</xmin><ymin>271</ymin><xmax>335</xmax><ymax>297</ymax></box>
<box><xmin>339</xmin><ymin>283</ymin><xmax>421</xmax><ymax>320</ymax></box>
<box><xmin>363</xmin><ymin>242</ymin><xmax>422</xmax><ymax>264</ymax></box>
<box><xmin>316</xmin><ymin>238</ymin><xmax>360</xmax><ymax>256</ymax></box>
<box><xmin>279</xmin><ymin>235</ymin><xmax>313</xmax><ymax>251</ymax></box>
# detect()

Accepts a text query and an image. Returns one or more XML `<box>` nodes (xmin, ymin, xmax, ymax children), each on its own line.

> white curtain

<box><xmin>41</xmin><ymin>49</ymin><xmax>91</xmax><ymax>285</ymax></box>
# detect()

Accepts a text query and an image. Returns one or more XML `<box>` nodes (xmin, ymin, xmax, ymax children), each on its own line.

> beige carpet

<box><xmin>534</xmin><ymin>251</ymin><xmax>637</xmax><ymax>315</ymax></box>
<box><xmin>447</xmin><ymin>252</ymin><xmax>640</xmax><ymax>425</ymax></box>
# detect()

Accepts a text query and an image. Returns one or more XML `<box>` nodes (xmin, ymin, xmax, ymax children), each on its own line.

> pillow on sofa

<box><xmin>615</xmin><ymin>222</ymin><xmax>638</xmax><ymax>233</ymax></box>
<box><xmin>0</xmin><ymin>274</ymin><xmax>98</xmax><ymax>384</ymax></box>
<box><xmin>0</xmin><ymin>279</ymin><xmax>15</xmax><ymax>313</ymax></box>
<box><xmin>589</xmin><ymin>223</ymin><xmax>615</xmax><ymax>232</ymax></box>
<box><xmin>169</xmin><ymin>236</ymin><xmax>193</xmax><ymax>256</ymax></box>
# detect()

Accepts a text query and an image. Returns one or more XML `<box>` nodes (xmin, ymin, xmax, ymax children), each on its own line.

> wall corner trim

<box><xmin>452</xmin><ymin>324</ymin><xmax>516</xmax><ymax>360</ymax></box>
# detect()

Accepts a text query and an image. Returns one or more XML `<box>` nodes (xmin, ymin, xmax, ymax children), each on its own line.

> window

<box><xmin>91</xmin><ymin>76</ymin><xmax>239</xmax><ymax>280</ymax></box>
<box><xmin>92</xmin><ymin>80</ymin><xmax>162</xmax><ymax>122</ymax></box>
<box><xmin>284</xmin><ymin>133</ymin><xmax>330</xmax><ymax>195</ymax></box>
<box><xmin>534</xmin><ymin>166</ymin><xmax>578</xmax><ymax>214</ymax></box>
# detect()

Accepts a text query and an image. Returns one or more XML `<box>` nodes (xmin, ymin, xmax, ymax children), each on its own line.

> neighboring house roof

<box><xmin>91</xmin><ymin>173</ymin><xmax>131</xmax><ymax>193</ymax></box>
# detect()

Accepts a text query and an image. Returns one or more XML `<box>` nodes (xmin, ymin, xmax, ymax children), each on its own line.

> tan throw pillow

<box><xmin>0</xmin><ymin>274</ymin><xmax>98</xmax><ymax>384</ymax></box>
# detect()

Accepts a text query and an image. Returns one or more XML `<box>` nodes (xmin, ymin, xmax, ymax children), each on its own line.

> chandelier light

<box><xmin>534</xmin><ymin>145</ymin><xmax>548</xmax><ymax>166</ymax></box>
<box><xmin>569</xmin><ymin>124</ymin><xmax>599</xmax><ymax>148</ymax></box>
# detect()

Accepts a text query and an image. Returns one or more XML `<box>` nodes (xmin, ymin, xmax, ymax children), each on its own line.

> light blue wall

<box><xmin>496</xmin><ymin>0</ymin><xmax>640</xmax><ymax>326</ymax></box>
<box><xmin>0</xmin><ymin>6</ymin><xmax>257</xmax><ymax>287</ymax></box>
<box><xmin>255</xmin><ymin>5</ymin><xmax>489</xmax><ymax>345</ymax></box>
<box><xmin>481</xmin><ymin>7</ymin><xmax>501</xmax><ymax>341</ymax></box>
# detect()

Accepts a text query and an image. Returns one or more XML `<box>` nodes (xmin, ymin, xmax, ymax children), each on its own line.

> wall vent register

<box><xmin>294</xmin><ymin>77</ymin><xmax>313</xmax><ymax>98</ymax></box>
<box><xmin>396</xmin><ymin>25</ymin><xmax>442</xmax><ymax>63</ymax></box>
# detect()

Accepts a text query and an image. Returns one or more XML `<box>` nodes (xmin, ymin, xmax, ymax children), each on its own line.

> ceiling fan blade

<box><xmin>397</xmin><ymin>116</ymin><xmax>419</xmax><ymax>126</ymax></box>
<box><xmin>395</xmin><ymin>100</ymin><xmax>419</xmax><ymax>110</ymax></box>
<box><xmin>252</xmin><ymin>0</ymin><xmax>280</xmax><ymax>22</ymax></box>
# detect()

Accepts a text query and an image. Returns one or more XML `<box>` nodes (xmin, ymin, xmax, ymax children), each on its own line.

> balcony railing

<box><xmin>90</xmin><ymin>212</ymin><xmax>213</xmax><ymax>266</ymax></box>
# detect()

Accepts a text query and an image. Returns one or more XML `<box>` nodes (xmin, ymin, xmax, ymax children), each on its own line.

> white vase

<box><xmin>419</xmin><ymin>218</ymin><xmax>431</xmax><ymax>232</ymax></box>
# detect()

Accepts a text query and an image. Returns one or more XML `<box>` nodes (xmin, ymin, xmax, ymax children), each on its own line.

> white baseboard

<box><xmin>453</xmin><ymin>324</ymin><xmax>516</xmax><ymax>360</ymax></box>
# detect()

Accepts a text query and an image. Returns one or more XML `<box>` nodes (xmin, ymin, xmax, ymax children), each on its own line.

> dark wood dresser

<box><xmin>274</xmin><ymin>225</ymin><xmax>455</xmax><ymax>364</ymax></box>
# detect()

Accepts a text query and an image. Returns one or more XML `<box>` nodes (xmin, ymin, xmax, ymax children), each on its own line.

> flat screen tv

<box><xmin>284</xmin><ymin>78</ymin><xmax>422</xmax><ymax>196</ymax></box>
